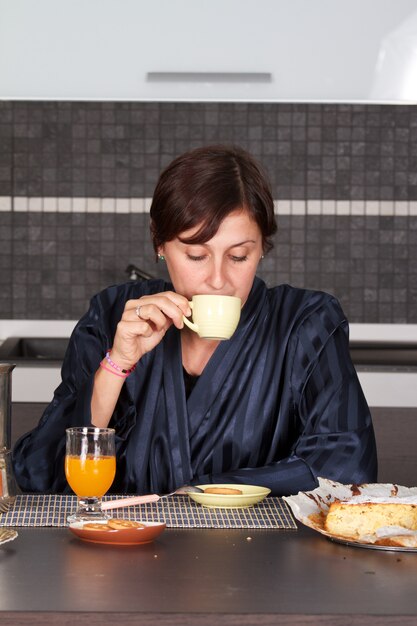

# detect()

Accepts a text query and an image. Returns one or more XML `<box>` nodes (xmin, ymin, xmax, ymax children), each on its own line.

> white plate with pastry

<box><xmin>188</xmin><ymin>484</ymin><xmax>271</xmax><ymax>508</ymax></box>
<box><xmin>283</xmin><ymin>478</ymin><xmax>417</xmax><ymax>552</ymax></box>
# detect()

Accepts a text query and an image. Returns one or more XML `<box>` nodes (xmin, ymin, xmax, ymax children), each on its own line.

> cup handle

<box><xmin>182</xmin><ymin>301</ymin><xmax>199</xmax><ymax>333</ymax></box>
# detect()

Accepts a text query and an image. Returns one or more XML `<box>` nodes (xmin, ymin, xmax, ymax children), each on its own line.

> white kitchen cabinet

<box><xmin>1</xmin><ymin>0</ymin><xmax>417</xmax><ymax>102</ymax></box>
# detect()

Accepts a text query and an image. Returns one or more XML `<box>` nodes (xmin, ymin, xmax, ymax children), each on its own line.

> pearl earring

<box><xmin>158</xmin><ymin>254</ymin><xmax>165</xmax><ymax>261</ymax></box>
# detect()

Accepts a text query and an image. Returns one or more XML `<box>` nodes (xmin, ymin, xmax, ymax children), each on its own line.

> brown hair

<box><xmin>149</xmin><ymin>145</ymin><xmax>277</xmax><ymax>257</ymax></box>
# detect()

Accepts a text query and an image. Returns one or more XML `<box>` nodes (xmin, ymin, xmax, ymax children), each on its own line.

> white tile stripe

<box><xmin>0</xmin><ymin>196</ymin><xmax>417</xmax><ymax>215</ymax></box>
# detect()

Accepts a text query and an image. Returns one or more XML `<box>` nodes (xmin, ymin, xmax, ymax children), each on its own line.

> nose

<box><xmin>205</xmin><ymin>258</ymin><xmax>228</xmax><ymax>291</ymax></box>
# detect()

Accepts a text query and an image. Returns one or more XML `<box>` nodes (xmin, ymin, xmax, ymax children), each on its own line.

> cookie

<box><xmin>83</xmin><ymin>523</ymin><xmax>112</xmax><ymax>531</ymax></box>
<box><xmin>107</xmin><ymin>518</ymin><xmax>145</xmax><ymax>529</ymax></box>
<box><xmin>204</xmin><ymin>487</ymin><xmax>243</xmax><ymax>495</ymax></box>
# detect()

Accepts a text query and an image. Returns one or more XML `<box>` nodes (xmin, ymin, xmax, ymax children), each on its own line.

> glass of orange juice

<box><xmin>65</xmin><ymin>427</ymin><xmax>116</xmax><ymax>524</ymax></box>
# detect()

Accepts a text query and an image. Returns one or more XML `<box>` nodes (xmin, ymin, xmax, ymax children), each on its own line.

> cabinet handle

<box><xmin>146</xmin><ymin>71</ymin><xmax>272</xmax><ymax>83</ymax></box>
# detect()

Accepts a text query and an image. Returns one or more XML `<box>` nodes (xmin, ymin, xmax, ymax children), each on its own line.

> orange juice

<box><xmin>65</xmin><ymin>454</ymin><xmax>116</xmax><ymax>497</ymax></box>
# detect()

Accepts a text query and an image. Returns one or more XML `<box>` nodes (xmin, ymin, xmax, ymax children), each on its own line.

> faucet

<box><xmin>125</xmin><ymin>264</ymin><xmax>154</xmax><ymax>281</ymax></box>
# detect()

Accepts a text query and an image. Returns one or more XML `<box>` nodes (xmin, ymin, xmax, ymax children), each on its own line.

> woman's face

<box><xmin>159</xmin><ymin>209</ymin><xmax>263</xmax><ymax>305</ymax></box>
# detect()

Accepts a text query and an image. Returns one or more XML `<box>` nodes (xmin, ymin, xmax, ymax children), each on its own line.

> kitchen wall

<box><xmin>1</xmin><ymin>100</ymin><xmax>416</xmax><ymax>322</ymax></box>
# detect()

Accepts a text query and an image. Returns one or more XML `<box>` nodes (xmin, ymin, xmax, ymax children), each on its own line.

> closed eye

<box><xmin>230</xmin><ymin>255</ymin><xmax>248</xmax><ymax>263</ymax></box>
<box><xmin>186</xmin><ymin>254</ymin><xmax>248</xmax><ymax>263</ymax></box>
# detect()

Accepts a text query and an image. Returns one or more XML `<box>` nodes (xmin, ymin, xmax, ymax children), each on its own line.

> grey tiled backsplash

<box><xmin>1</xmin><ymin>101</ymin><xmax>417</xmax><ymax>322</ymax></box>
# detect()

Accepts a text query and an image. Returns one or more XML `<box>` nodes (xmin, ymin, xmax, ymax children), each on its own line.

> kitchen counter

<box><xmin>0</xmin><ymin>320</ymin><xmax>75</xmax><ymax>402</ymax></box>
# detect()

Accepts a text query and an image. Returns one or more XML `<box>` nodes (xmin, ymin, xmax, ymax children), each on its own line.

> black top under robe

<box><xmin>183</xmin><ymin>369</ymin><xmax>199</xmax><ymax>400</ymax></box>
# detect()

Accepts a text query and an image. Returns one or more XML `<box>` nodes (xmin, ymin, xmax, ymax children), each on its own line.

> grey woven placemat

<box><xmin>0</xmin><ymin>495</ymin><xmax>297</xmax><ymax>529</ymax></box>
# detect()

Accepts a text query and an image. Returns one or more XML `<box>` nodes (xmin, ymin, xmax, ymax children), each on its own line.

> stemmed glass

<box><xmin>65</xmin><ymin>427</ymin><xmax>116</xmax><ymax>524</ymax></box>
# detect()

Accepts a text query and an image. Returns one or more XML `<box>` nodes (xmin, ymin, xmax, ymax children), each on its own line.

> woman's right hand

<box><xmin>108</xmin><ymin>291</ymin><xmax>191</xmax><ymax>370</ymax></box>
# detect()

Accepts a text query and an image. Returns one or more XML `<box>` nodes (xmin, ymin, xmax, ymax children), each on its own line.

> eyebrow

<box><xmin>229</xmin><ymin>239</ymin><xmax>257</xmax><ymax>247</ymax></box>
<box><xmin>180</xmin><ymin>239</ymin><xmax>257</xmax><ymax>247</ymax></box>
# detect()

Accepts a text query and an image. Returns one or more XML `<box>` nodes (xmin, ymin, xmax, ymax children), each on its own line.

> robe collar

<box><xmin>163</xmin><ymin>277</ymin><xmax>269</xmax><ymax>439</ymax></box>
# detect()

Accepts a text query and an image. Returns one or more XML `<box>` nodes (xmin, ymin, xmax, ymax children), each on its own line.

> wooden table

<box><xmin>0</xmin><ymin>524</ymin><xmax>416</xmax><ymax>625</ymax></box>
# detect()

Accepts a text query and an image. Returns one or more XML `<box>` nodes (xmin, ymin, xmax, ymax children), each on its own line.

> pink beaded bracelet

<box><xmin>100</xmin><ymin>362</ymin><xmax>129</xmax><ymax>379</ymax></box>
<box><xmin>104</xmin><ymin>350</ymin><xmax>136</xmax><ymax>375</ymax></box>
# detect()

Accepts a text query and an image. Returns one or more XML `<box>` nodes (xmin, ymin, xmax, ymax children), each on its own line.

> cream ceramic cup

<box><xmin>182</xmin><ymin>294</ymin><xmax>241</xmax><ymax>340</ymax></box>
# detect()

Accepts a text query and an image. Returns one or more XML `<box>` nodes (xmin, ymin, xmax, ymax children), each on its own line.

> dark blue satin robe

<box><xmin>12</xmin><ymin>277</ymin><xmax>377</xmax><ymax>495</ymax></box>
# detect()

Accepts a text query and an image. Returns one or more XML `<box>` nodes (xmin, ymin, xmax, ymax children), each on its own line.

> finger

<box><xmin>116</xmin><ymin>318</ymin><xmax>154</xmax><ymax>342</ymax></box>
<box><xmin>153</xmin><ymin>291</ymin><xmax>191</xmax><ymax>315</ymax></box>
<box><xmin>127</xmin><ymin>292</ymin><xmax>191</xmax><ymax>318</ymax></box>
<box><xmin>134</xmin><ymin>304</ymin><xmax>171</xmax><ymax>332</ymax></box>
<box><xmin>126</xmin><ymin>296</ymin><xmax>189</xmax><ymax>329</ymax></box>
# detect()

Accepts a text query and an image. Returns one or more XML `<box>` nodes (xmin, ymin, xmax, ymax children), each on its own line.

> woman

<box><xmin>12</xmin><ymin>145</ymin><xmax>377</xmax><ymax>495</ymax></box>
